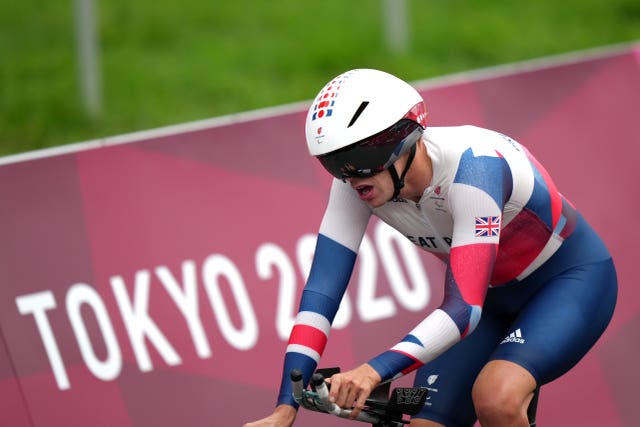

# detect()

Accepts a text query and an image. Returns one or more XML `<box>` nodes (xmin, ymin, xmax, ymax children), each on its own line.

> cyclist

<box><xmin>242</xmin><ymin>69</ymin><xmax>617</xmax><ymax>427</ymax></box>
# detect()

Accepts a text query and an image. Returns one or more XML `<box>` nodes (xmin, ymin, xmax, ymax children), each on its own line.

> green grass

<box><xmin>1</xmin><ymin>0</ymin><xmax>639</xmax><ymax>156</ymax></box>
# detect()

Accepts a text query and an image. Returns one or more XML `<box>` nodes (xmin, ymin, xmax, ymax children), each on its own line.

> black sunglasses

<box><xmin>317</xmin><ymin>119</ymin><xmax>423</xmax><ymax>179</ymax></box>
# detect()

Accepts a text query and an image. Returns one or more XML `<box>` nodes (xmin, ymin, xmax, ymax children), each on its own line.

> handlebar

<box><xmin>290</xmin><ymin>368</ymin><xmax>428</xmax><ymax>427</ymax></box>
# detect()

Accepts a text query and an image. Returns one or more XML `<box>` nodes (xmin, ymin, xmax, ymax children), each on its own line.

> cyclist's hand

<box><xmin>326</xmin><ymin>363</ymin><xmax>382</xmax><ymax>420</ymax></box>
<box><xmin>242</xmin><ymin>404</ymin><xmax>296</xmax><ymax>427</ymax></box>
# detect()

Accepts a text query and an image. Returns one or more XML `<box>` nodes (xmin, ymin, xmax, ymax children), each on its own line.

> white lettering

<box><xmin>66</xmin><ymin>283</ymin><xmax>122</xmax><ymax>382</ymax></box>
<box><xmin>13</xmin><ymin>226</ymin><xmax>437</xmax><ymax>390</ymax></box>
<box><xmin>156</xmin><ymin>262</ymin><xmax>212</xmax><ymax>359</ymax></box>
<box><xmin>15</xmin><ymin>291</ymin><xmax>70</xmax><ymax>390</ymax></box>
<box><xmin>111</xmin><ymin>271</ymin><xmax>182</xmax><ymax>372</ymax></box>
<box><xmin>256</xmin><ymin>242</ymin><xmax>297</xmax><ymax>340</ymax></box>
<box><xmin>202</xmin><ymin>254</ymin><xmax>258</xmax><ymax>350</ymax></box>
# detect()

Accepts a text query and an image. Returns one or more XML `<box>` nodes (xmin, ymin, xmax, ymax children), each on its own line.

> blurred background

<box><xmin>1</xmin><ymin>0</ymin><xmax>639</xmax><ymax>157</ymax></box>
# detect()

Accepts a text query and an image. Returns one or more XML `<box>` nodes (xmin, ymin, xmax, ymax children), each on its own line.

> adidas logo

<box><xmin>501</xmin><ymin>328</ymin><xmax>525</xmax><ymax>344</ymax></box>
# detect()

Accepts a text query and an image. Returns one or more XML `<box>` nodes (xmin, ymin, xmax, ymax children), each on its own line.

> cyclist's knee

<box><xmin>472</xmin><ymin>361</ymin><xmax>536</xmax><ymax>426</ymax></box>
<box><xmin>472</xmin><ymin>384</ymin><xmax>524</xmax><ymax>425</ymax></box>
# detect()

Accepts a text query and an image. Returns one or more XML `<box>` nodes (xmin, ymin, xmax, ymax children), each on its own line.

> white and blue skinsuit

<box><xmin>277</xmin><ymin>125</ymin><xmax>617</xmax><ymax>425</ymax></box>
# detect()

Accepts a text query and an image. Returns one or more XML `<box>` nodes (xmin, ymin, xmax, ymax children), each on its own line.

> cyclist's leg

<box><xmin>411</xmin><ymin>309</ymin><xmax>511</xmax><ymax>427</ymax></box>
<box><xmin>472</xmin><ymin>360</ymin><xmax>537</xmax><ymax>427</ymax></box>
<box><xmin>473</xmin><ymin>257</ymin><xmax>617</xmax><ymax>426</ymax></box>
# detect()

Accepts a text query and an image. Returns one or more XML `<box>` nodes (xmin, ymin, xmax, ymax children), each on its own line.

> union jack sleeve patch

<box><xmin>475</xmin><ymin>216</ymin><xmax>501</xmax><ymax>237</ymax></box>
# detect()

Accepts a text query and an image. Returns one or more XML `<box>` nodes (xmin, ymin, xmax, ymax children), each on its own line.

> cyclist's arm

<box><xmin>369</xmin><ymin>149</ymin><xmax>512</xmax><ymax>382</ymax></box>
<box><xmin>277</xmin><ymin>179</ymin><xmax>372</xmax><ymax>407</ymax></box>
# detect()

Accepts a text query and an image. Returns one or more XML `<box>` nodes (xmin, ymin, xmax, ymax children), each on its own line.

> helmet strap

<box><xmin>388</xmin><ymin>144</ymin><xmax>417</xmax><ymax>200</ymax></box>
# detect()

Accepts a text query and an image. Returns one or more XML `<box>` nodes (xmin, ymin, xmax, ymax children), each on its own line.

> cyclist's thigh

<box><xmin>412</xmin><ymin>311</ymin><xmax>509</xmax><ymax>427</ymax></box>
<box><xmin>490</xmin><ymin>258</ymin><xmax>617</xmax><ymax>384</ymax></box>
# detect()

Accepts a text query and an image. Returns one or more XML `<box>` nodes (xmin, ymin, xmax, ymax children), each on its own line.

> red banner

<box><xmin>1</xmin><ymin>44</ymin><xmax>638</xmax><ymax>426</ymax></box>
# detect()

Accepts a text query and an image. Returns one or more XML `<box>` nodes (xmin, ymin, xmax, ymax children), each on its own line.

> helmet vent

<box><xmin>347</xmin><ymin>101</ymin><xmax>369</xmax><ymax>128</ymax></box>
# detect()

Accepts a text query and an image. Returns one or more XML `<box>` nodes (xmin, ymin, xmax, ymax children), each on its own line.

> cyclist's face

<box><xmin>346</xmin><ymin>169</ymin><xmax>394</xmax><ymax>208</ymax></box>
<box><xmin>346</xmin><ymin>142</ymin><xmax>428</xmax><ymax>207</ymax></box>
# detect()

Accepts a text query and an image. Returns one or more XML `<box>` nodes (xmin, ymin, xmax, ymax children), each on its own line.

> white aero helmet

<box><xmin>305</xmin><ymin>69</ymin><xmax>427</xmax><ymax>187</ymax></box>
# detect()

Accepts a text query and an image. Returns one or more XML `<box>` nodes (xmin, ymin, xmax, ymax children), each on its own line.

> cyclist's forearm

<box><xmin>367</xmin><ymin>308</ymin><xmax>462</xmax><ymax>381</ymax></box>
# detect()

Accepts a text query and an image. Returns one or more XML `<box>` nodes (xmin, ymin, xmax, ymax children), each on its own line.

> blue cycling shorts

<box><xmin>412</xmin><ymin>214</ymin><xmax>617</xmax><ymax>427</ymax></box>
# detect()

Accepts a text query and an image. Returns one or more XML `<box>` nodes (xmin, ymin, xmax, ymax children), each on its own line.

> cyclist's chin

<box><xmin>364</xmin><ymin>192</ymin><xmax>392</xmax><ymax>208</ymax></box>
<box><xmin>353</xmin><ymin>185</ymin><xmax>383</xmax><ymax>207</ymax></box>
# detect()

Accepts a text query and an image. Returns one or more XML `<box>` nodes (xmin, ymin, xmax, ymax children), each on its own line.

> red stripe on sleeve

<box><xmin>390</xmin><ymin>349</ymin><xmax>425</xmax><ymax>375</ymax></box>
<box><xmin>401</xmin><ymin>360</ymin><xmax>425</xmax><ymax>375</ymax></box>
<box><xmin>287</xmin><ymin>324</ymin><xmax>328</xmax><ymax>354</ymax></box>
